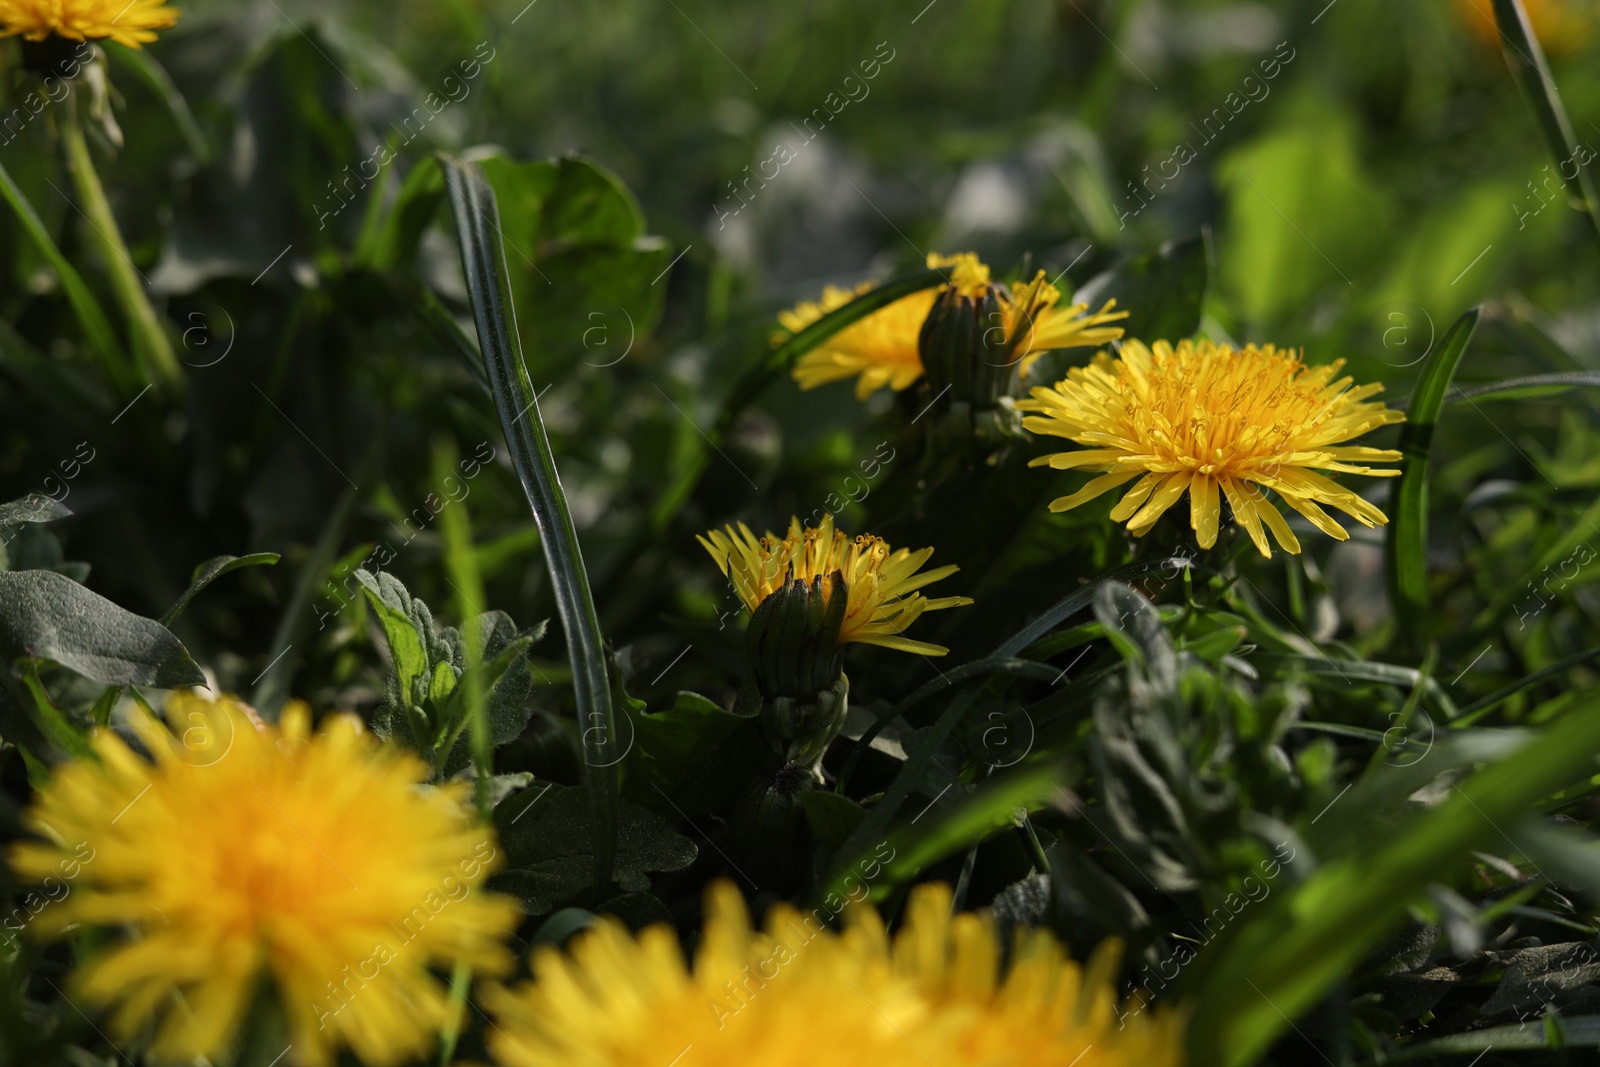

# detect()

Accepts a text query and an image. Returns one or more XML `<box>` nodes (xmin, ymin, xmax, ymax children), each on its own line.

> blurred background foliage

<box><xmin>4</xmin><ymin>1</ymin><xmax>1600</xmax><ymax>1064</ymax></box>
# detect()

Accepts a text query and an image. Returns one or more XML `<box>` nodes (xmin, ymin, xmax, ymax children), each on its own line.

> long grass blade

<box><xmin>0</xmin><ymin>159</ymin><xmax>130</xmax><ymax>390</ymax></box>
<box><xmin>440</xmin><ymin>155</ymin><xmax>618</xmax><ymax>894</ymax></box>
<box><xmin>1448</xmin><ymin>370</ymin><xmax>1600</xmax><ymax>404</ymax></box>
<box><xmin>649</xmin><ymin>269</ymin><xmax>945</xmax><ymax>531</ymax></box>
<box><xmin>1386</xmin><ymin>308</ymin><xmax>1479</xmax><ymax>632</ymax></box>
<box><xmin>1490</xmin><ymin>0</ymin><xmax>1600</xmax><ymax>256</ymax></box>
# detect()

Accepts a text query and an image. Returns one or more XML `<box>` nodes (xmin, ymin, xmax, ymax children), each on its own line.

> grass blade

<box><xmin>251</xmin><ymin>482</ymin><xmax>359</xmax><ymax>719</ymax></box>
<box><xmin>1448</xmin><ymin>370</ymin><xmax>1600</xmax><ymax>404</ymax></box>
<box><xmin>649</xmin><ymin>268</ymin><xmax>945</xmax><ymax>531</ymax></box>
<box><xmin>440</xmin><ymin>155</ymin><xmax>618</xmax><ymax>894</ymax></box>
<box><xmin>1184</xmin><ymin>688</ymin><xmax>1600</xmax><ymax>1067</ymax></box>
<box><xmin>820</xmin><ymin>762</ymin><xmax>1066</xmax><ymax>906</ymax></box>
<box><xmin>1386</xmin><ymin>308</ymin><xmax>1479</xmax><ymax>632</ymax></box>
<box><xmin>105</xmin><ymin>44</ymin><xmax>211</xmax><ymax>165</ymax></box>
<box><xmin>0</xmin><ymin>159</ymin><xmax>130</xmax><ymax>390</ymax></box>
<box><xmin>1490</xmin><ymin>0</ymin><xmax>1600</xmax><ymax>256</ymax></box>
<box><xmin>435</xmin><ymin>439</ymin><xmax>492</xmax><ymax>818</ymax></box>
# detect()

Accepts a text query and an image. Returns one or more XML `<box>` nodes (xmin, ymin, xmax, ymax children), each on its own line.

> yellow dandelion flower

<box><xmin>782</xmin><ymin>253</ymin><xmax>984</xmax><ymax>400</ymax></box>
<box><xmin>782</xmin><ymin>280</ymin><xmax>936</xmax><ymax>400</ymax></box>
<box><xmin>1003</xmin><ymin>270</ymin><xmax>1129</xmax><ymax>375</ymax></box>
<box><xmin>697</xmin><ymin>512</ymin><xmax>971</xmax><ymax>656</ymax></box>
<box><xmin>1017</xmin><ymin>339</ymin><xmax>1404</xmax><ymax>557</ymax></box>
<box><xmin>0</xmin><ymin>0</ymin><xmax>179</xmax><ymax>48</ymax></box>
<box><xmin>484</xmin><ymin>879</ymin><xmax>1186</xmax><ymax>1067</ymax></box>
<box><xmin>7</xmin><ymin>698</ymin><xmax>520</xmax><ymax>1067</ymax></box>
<box><xmin>785</xmin><ymin>253</ymin><xmax>1127</xmax><ymax>400</ymax></box>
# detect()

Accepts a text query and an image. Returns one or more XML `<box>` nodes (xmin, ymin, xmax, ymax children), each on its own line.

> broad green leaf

<box><xmin>0</xmin><ymin>495</ymin><xmax>71</xmax><ymax>532</ymax></box>
<box><xmin>491</xmin><ymin>782</ymin><xmax>696</xmax><ymax>916</ymax></box>
<box><xmin>1386</xmin><ymin>309</ymin><xmax>1479</xmax><ymax>631</ymax></box>
<box><xmin>1073</xmin><ymin>229</ymin><xmax>1210</xmax><ymax>343</ymax></box>
<box><xmin>0</xmin><ymin>570</ymin><xmax>204</xmax><ymax>688</ymax></box>
<box><xmin>625</xmin><ymin>689</ymin><xmax>759</xmax><ymax>812</ymax></box>
<box><xmin>443</xmin><ymin>155</ymin><xmax>620</xmax><ymax>893</ymax></box>
<box><xmin>17</xmin><ymin>664</ymin><xmax>93</xmax><ymax>760</ymax></box>
<box><xmin>478</xmin><ymin>154</ymin><xmax>670</xmax><ymax>379</ymax></box>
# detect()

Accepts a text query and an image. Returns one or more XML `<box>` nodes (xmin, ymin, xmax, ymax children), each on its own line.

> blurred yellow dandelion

<box><xmin>484</xmin><ymin>879</ymin><xmax>1186</xmax><ymax>1067</ymax></box>
<box><xmin>0</xmin><ymin>0</ymin><xmax>179</xmax><ymax>48</ymax></box>
<box><xmin>784</xmin><ymin>252</ymin><xmax>1122</xmax><ymax>399</ymax></box>
<box><xmin>1018</xmin><ymin>339</ymin><xmax>1404</xmax><ymax>557</ymax></box>
<box><xmin>697</xmin><ymin>513</ymin><xmax>971</xmax><ymax>655</ymax></box>
<box><xmin>7</xmin><ymin>698</ymin><xmax>519</xmax><ymax>1067</ymax></box>
<box><xmin>1454</xmin><ymin>0</ymin><xmax>1593</xmax><ymax>55</ymax></box>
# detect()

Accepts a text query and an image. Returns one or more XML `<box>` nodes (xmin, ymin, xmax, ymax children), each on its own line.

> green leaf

<box><xmin>478</xmin><ymin>155</ymin><xmax>670</xmax><ymax>379</ymax></box>
<box><xmin>0</xmin><ymin>570</ymin><xmax>204</xmax><ymax>688</ymax></box>
<box><xmin>1490</xmin><ymin>0</ymin><xmax>1600</xmax><ymax>255</ymax></box>
<box><xmin>0</xmin><ymin>495</ymin><xmax>71</xmax><ymax>533</ymax></box>
<box><xmin>1216</xmin><ymin>114</ymin><xmax>1390</xmax><ymax>323</ymax></box>
<box><xmin>362</xmin><ymin>157</ymin><xmax>445</xmax><ymax>270</ymax></box>
<box><xmin>1448</xmin><ymin>371</ymin><xmax>1600</xmax><ymax>404</ymax></box>
<box><xmin>1457</xmin><ymin>647</ymin><xmax>1600</xmax><ymax>724</ymax></box>
<box><xmin>820</xmin><ymin>763</ymin><xmax>1064</xmax><ymax>906</ymax></box>
<box><xmin>442</xmin><ymin>155</ymin><xmax>620</xmax><ymax>895</ymax></box>
<box><xmin>798</xmin><ymin>790</ymin><xmax>867</xmax><ymax>853</ymax></box>
<box><xmin>998</xmin><ymin>556</ymin><xmax>1197</xmax><ymax>658</ymax></box>
<box><xmin>356</xmin><ymin>569</ymin><xmax>431</xmax><ymax>712</ymax></box>
<box><xmin>16</xmin><ymin>663</ymin><xmax>94</xmax><ymax>761</ymax></box>
<box><xmin>1386</xmin><ymin>308</ymin><xmax>1479</xmax><ymax>632</ymax></box>
<box><xmin>1184</xmin><ymin>689</ymin><xmax>1600</xmax><ymax>1067</ymax></box>
<box><xmin>491</xmin><ymin>782</ymin><xmax>696</xmax><ymax>916</ymax></box>
<box><xmin>161</xmin><ymin>552</ymin><xmax>280</xmax><ymax>627</ymax></box>
<box><xmin>0</xmin><ymin>158</ymin><xmax>131</xmax><ymax>389</ymax></box>
<box><xmin>1390</xmin><ymin>1017</ymin><xmax>1600</xmax><ymax>1059</ymax></box>
<box><xmin>625</xmin><ymin>690</ymin><xmax>760</xmax><ymax>812</ymax></box>
<box><xmin>1073</xmin><ymin>229</ymin><xmax>1211</xmax><ymax>343</ymax></box>
<box><xmin>253</xmin><ymin>482</ymin><xmax>361</xmax><ymax>720</ymax></box>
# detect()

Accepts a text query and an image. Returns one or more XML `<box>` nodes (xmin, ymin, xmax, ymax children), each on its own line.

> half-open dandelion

<box><xmin>698</xmin><ymin>513</ymin><xmax>971</xmax><ymax>661</ymax></box>
<box><xmin>700</xmin><ymin>514</ymin><xmax>971</xmax><ymax>765</ymax></box>
<box><xmin>483</xmin><ymin>879</ymin><xmax>1186</xmax><ymax>1067</ymax></box>
<box><xmin>1018</xmin><ymin>339</ymin><xmax>1404</xmax><ymax>557</ymax></box>
<box><xmin>0</xmin><ymin>0</ymin><xmax>179</xmax><ymax>48</ymax></box>
<box><xmin>7</xmin><ymin>697</ymin><xmax>519</xmax><ymax>1067</ymax></box>
<box><xmin>783</xmin><ymin>252</ymin><xmax>1125</xmax><ymax>401</ymax></box>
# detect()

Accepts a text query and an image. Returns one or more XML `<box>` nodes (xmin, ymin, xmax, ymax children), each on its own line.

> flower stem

<box><xmin>60</xmin><ymin>90</ymin><xmax>182</xmax><ymax>391</ymax></box>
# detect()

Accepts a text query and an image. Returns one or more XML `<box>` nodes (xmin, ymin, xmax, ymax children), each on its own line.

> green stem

<box><xmin>61</xmin><ymin>90</ymin><xmax>182</xmax><ymax>390</ymax></box>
